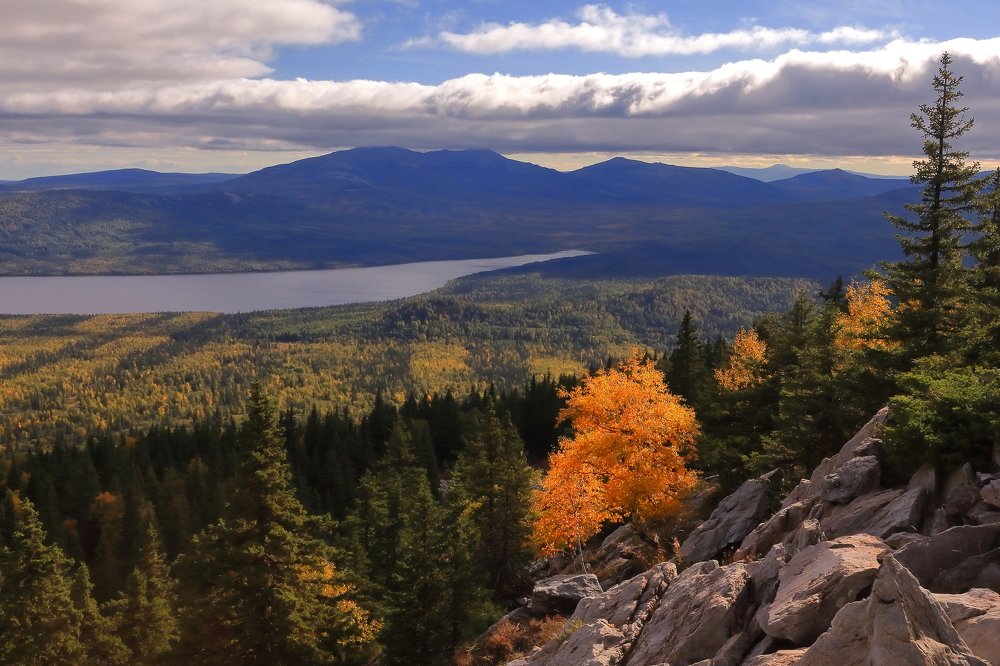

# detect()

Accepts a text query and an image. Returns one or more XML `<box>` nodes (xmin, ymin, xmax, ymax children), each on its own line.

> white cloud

<box><xmin>405</xmin><ymin>4</ymin><xmax>893</xmax><ymax>57</ymax></box>
<box><xmin>3</xmin><ymin>38</ymin><xmax>1000</xmax><ymax>164</ymax></box>
<box><xmin>0</xmin><ymin>0</ymin><xmax>361</xmax><ymax>86</ymax></box>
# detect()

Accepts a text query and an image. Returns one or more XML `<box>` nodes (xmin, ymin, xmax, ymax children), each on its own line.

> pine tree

<box><xmin>664</xmin><ymin>310</ymin><xmax>704</xmax><ymax>404</ymax></box>
<box><xmin>884</xmin><ymin>52</ymin><xmax>981</xmax><ymax>364</ymax></box>
<box><xmin>753</xmin><ymin>296</ymin><xmax>869</xmax><ymax>480</ymax></box>
<box><xmin>174</xmin><ymin>383</ymin><xmax>378</xmax><ymax>665</ymax></box>
<box><xmin>453</xmin><ymin>407</ymin><xmax>534</xmax><ymax>601</ymax></box>
<box><xmin>969</xmin><ymin>168</ymin><xmax>1000</xmax><ymax>361</ymax></box>
<box><xmin>0</xmin><ymin>496</ymin><xmax>87</xmax><ymax>664</ymax></box>
<box><xmin>106</xmin><ymin>523</ymin><xmax>179</xmax><ymax>664</ymax></box>
<box><xmin>381</xmin><ymin>482</ymin><xmax>451</xmax><ymax>666</ymax></box>
<box><xmin>71</xmin><ymin>564</ymin><xmax>131</xmax><ymax>665</ymax></box>
<box><xmin>344</xmin><ymin>419</ymin><xmax>430</xmax><ymax>590</ymax></box>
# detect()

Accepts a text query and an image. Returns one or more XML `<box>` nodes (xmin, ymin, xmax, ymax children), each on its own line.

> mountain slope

<box><xmin>716</xmin><ymin>163</ymin><xmax>818</xmax><ymax>181</ymax></box>
<box><xmin>568</xmin><ymin>157</ymin><xmax>789</xmax><ymax>207</ymax></box>
<box><xmin>768</xmin><ymin>168</ymin><xmax>912</xmax><ymax>201</ymax></box>
<box><xmin>0</xmin><ymin>169</ymin><xmax>238</xmax><ymax>195</ymax></box>
<box><xmin>0</xmin><ymin>147</ymin><xmax>920</xmax><ymax>279</ymax></box>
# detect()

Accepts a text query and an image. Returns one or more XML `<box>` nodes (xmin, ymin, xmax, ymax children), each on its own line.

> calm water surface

<box><xmin>0</xmin><ymin>251</ymin><xmax>589</xmax><ymax>315</ymax></box>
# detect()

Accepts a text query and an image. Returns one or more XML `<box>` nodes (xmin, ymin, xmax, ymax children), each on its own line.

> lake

<box><xmin>0</xmin><ymin>251</ymin><xmax>588</xmax><ymax>315</ymax></box>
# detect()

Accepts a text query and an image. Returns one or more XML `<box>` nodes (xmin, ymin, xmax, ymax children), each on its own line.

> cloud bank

<box><xmin>406</xmin><ymin>5</ymin><xmax>892</xmax><ymax>57</ymax></box>
<box><xmin>0</xmin><ymin>0</ymin><xmax>360</xmax><ymax>86</ymax></box>
<box><xmin>2</xmin><ymin>0</ymin><xmax>1000</xmax><ymax>172</ymax></box>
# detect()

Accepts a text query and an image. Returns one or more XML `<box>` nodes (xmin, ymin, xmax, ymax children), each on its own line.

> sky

<box><xmin>2</xmin><ymin>0</ymin><xmax>1000</xmax><ymax>179</ymax></box>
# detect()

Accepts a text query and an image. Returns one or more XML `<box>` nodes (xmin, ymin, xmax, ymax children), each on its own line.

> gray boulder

<box><xmin>884</xmin><ymin>532</ymin><xmax>926</xmax><ymax>550</ymax></box>
<box><xmin>681</xmin><ymin>471</ymin><xmax>778</xmax><ymax>564</ymax></box>
<box><xmin>935</xmin><ymin>588</ymin><xmax>1000</xmax><ymax>664</ymax></box>
<box><xmin>895</xmin><ymin>524</ymin><xmax>1000</xmax><ymax>592</ymax></box>
<box><xmin>736</xmin><ymin>496</ymin><xmax>820</xmax><ymax>561</ymax></box>
<box><xmin>743</xmin><ymin>650</ymin><xmax>807</xmax><ymax>666</ymax></box>
<box><xmin>531</xmin><ymin>574</ymin><xmax>603</xmax><ymax>615</ymax></box>
<box><xmin>586</xmin><ymin>524</ymin><xmax>652</xmax><ymax>587</ymax></box>
<box><xmin>944</xmin><ymin>464</ymin><xmax>981</xmax><ymax>518</ymax></box>
<box><xmin>802</xmin><ymin>409</ymin><xmax>890</xmax><ymax>500</ymax></box>
<box><xmin>763</xmin><ymin>534</ymin><xmax>889</xmax><ymax>645</ymax></box>
<box><xmin>573</xmin><ymin>563</ymin><xmax>675</xmax><ymax>632</ymax></box>
<box><xmin>798</xmin><ymin>556</ymin><xmax>988</xmax><ymax>665</ymax></box>
<box><xmin>821</xmin><ymin>455</ymin><xmax>881</xmax><ymax>504</ymax></box>
<box><xmin>820</xmin><ymin>486</ymin><xmax>925</xmax><ymax>539</ymax></box>
<box><xmin>968</xmin><ymin>500</ymin><xmax>1000</xmax><ymax>526</ymax></box>
<box><xmin>533</xmin><ymin>620</ymin><xmax>626</xmax><ymax>666</ymax></box>
<box><xmin>626</xmin><ymin>561</ymin><xmax>755</xmax><ymax>666</ymax></box>
<box><xmin>981</xmin><ymin>479</ymin><xmax>1000</xmax><ymax>510</ymax></box>
<box><xmin>514</xmin><ymin>564</ymin><xmax>676</xmax><ymax>666</ymax></box>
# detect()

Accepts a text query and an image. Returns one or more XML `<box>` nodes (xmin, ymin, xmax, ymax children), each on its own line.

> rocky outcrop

<box><xmin>744</xmin><ymin>650</ymin><xmax>807</xmax><ymax>666</ymax></box>
<box><xmin>935</xmin><ymin>588</ymin><xmax>1000</xmax><ymax>663</ymax></box>
<box><xmin>798</xmin><ymin>557</ymin><xmax>988</xmax><ymax>665</ymax></box>
<box><xmin>944</xmin><ymin>464</ymin><xmax>981</xmax><ymax>519</ymax></box>
<box><xmin>530</xmin><ymin>574</ymin><xmax>603</xmax><ymax>615</ymax></box>
<box><xmin>573</xmin><ymin>563</ymin><xmax>675</xmax><ymax>632</ymax></box>
<box><xmin>981</xmin><ymin>479</ymin><xmax>1000</xmax><ymax>509</ymax></box>
<box><xmin>895</xmin><ymin>524</ymin><xmax>1000</xmax><ymax>593</ymax></box>
<box><xmin>512</xmin><ymin>564</ymin><xmax>676</xmax><ymax>666</ymax></box>
<box><xmin>625</xmin><ymin>561</ymin><xmax>755</xmax><ymax>665</ymax></box>
<box><xmin>800</xmin><ymin>409</ymin><xmax>890</xmax><ymax>501</ymax></box>
<box><xmin>680</xmin><ymin>470</ymin><xmax>779</xmax><ymax>564</ymax></box>
<box><xmin>586</xmin><ymin>524</ymin><xmax>653</xmax><ymax>588</ymax></box>
<box><xmin>820</xmin><ymin>486</ymin><xmax>926</xmax><ymax>539</ymax></box>
<box><xmin>736</xmin><ymin>496</ymin><xmax>820</xmax><ymax>561</ymax></box>
<box><xmin>505</xmin><ymin>407</ymin><xmax>1000</xmax><ymax>666</ymax></box>
<box><xmin>763</xmin><ymin>534</ymin><xmax>889</xmax><ymax>645</ymax></box>
<box><xmin>821</xmin><ymin>455</ymin><xmax>881</xmax><ymax>504</ymax></box>
<box><xmin>511</xmin><ymin>620</ymin><xmax>626</xmax><ymax>666</ymax></box>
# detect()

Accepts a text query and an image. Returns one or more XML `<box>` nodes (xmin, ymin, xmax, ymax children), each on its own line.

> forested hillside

<box><xmin>0</xmin><ymin>272</ymin><xmax>812</xmax><ymax>448</ymax></box>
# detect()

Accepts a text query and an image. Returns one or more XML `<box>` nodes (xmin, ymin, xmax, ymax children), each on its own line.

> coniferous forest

<box><xmin>3</xmin><ymin>53</ymin><xmax>1000</xmax><ymax>665</ymax></box>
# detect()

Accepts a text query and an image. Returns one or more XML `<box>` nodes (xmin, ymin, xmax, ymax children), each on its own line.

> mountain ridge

<box><xmin>0</xmin><ymin>147</ymin><xmax>919</xmax><ymax>280</ymax></box>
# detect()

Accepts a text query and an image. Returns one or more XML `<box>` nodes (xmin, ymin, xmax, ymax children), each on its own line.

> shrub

<box><xmin>886</xmin><ymin>356</ymin><xmax>1000</xmax><ymax>475</ymax></box>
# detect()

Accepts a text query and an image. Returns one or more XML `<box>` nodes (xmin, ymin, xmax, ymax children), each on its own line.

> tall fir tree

<box><xmin>343</xmin><ymin>419</ymin><xmax>430</xmax><ymax>590</ymax></box>
<box><xmin>969</xmin><ymin>168</ymin><xmax>1000</xmax><ymax>361</ymax></box>
<box><xmin>452</xmin><ymin>407</ymin><xmax>534</xmax><ymax>601</ymax></box>
<box><xmin>174</xmin><ymin>383</ymin><xmax>377</xmax><ymax>665</ymax></box>
<box><xmin>0</xmin><ymin>495</ymin><xmax>87</xmax><ymax>664</ymax></box>
<box><xmin>883</xmin><ymin>52</ymin><xmax>981</xmax><ymax>364</ymax></box>
<box><xmin>380</xmin><ymin>482</ymin><xmax>450</xmax><ymax>666</ymax></box>
<box><xmin>71</xmin><ymin>564</ymin><xmax>131</xmax><ymax>665</ymax></box>
<box><xmin>663</xmin><ymin>310</ymin><xmax>705</xmax><ymax>405</ymax></box>
<box><xmin>106</xmin><ymin>523</ymin><xmax>179</xmax><ymax>664</ymax></box>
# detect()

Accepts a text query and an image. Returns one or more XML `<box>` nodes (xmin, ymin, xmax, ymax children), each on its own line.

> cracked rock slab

<box><xmin>764</xmin><ymin>533</ymin><xmax>889</xmax><ymax>645</ymax></box>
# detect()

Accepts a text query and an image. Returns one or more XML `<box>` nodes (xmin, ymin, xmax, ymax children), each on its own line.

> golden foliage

<box><xmin>530</xmin><ymin>449</ymin><xmax>614</xmax><ymax>557</ymax></box>
<box><xmin>834</xmin><ymin>279</ymin><xmax>897</xmax><ymax>353</ymax></box>
<box><xmin>715</xmin><ymin>328</ymin><xmax>768</xmax><ymax>391</ymax></box>
<box><xmin>531</xmin><ymin>351</ymin><xmax>700</xmax><ymax>555</ymax></box>
<box><xmin>295</xmin><ymin>561</ymin><xmax>382</xmax><ymax>646</ymax></box>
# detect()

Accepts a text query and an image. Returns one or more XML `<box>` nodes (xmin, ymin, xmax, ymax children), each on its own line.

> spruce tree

<box><xmin>664</xmin><ymin>310</ymin><xmax>704</xmax><ymax>404</ymax></box>
<box><xmin>969</xmin><ymin>168</ymin><xmax>1000</xmax><ymax>360</ymax></box>
<box><xmin>884</xmin><ymin>52</ymin><xmax>981</xmax><ymax>364</ymax></box>
<box><xmin>452</xmin><ymin>408</ymin><xmax>533</xmax><ymax>601</ymax></box>
<box><xmin>71</xmin><ymin>564</ymin><xmax>131</xmax><ymax>665</ymax></box>
<box><xmin>174</xmin><ymin>383</ymin><xmax>377</xmax><ymax>665</ymax></box>
<box><xmin>0</xmin><ymin>496</ymin><xmax>87</xmax><ymax>664</ymax></box>
<box><xmin>106</xmin><ymin>523</ymin><xmax>179</xmax><ymax>664</ymax></box>
<box><xmin>381</xmin><ymin>482</ymin><xmax>450</xmax><ymax>666</ymax></box>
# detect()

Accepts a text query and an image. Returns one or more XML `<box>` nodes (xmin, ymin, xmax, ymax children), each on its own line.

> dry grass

<box><xmin>454</xmin><ymin>614</ymin><xmax>566</xmax><ymax>666</ymax></box>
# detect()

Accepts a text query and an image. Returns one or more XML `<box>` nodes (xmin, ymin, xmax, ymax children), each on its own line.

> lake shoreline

<box><xmin>0</xmin><ymin>250</ymin><xmax>592</xmax><ymax>316</ymax></box>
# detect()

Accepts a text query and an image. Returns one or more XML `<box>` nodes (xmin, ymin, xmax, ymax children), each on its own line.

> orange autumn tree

<box><xmin>530</xmin><ymin>351</ymin><xmax>700</xmax><ymax>559</ymax></box>
<box><xmin>715</xmin><ymin>328</ymin><xmax>768</xmax><ymax>391</ymax></box>
<box><xmin>834</xmin><ymin>279</ymin><xmax>898</xmax><ymax>354</ymax></box>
